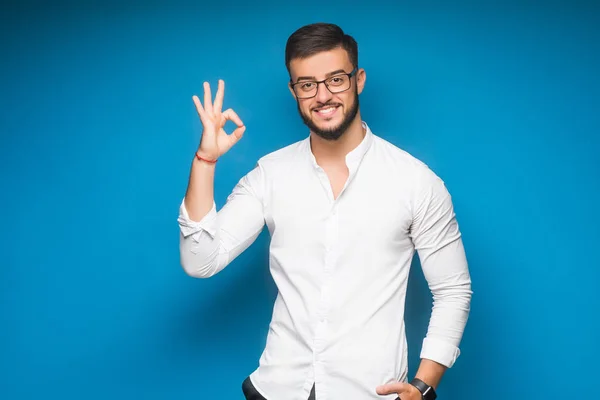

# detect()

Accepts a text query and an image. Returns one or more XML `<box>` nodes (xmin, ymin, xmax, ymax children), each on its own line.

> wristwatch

<box><xmin>410</xmin><ymin>378</ymin><xmax>437</xmax><ymax>400</ymax></box>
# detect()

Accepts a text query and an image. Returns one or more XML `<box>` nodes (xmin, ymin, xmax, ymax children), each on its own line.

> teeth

<box><xmin>317</xmin><ymin>107</ymin><xmax>336</xmax><ymax>114</ymax></box>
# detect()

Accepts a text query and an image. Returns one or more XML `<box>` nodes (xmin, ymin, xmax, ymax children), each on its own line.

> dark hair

<box><xmin>285</xmin><ymin>23</ymin><xmax>358</xmax><ymax>76</ymax></box>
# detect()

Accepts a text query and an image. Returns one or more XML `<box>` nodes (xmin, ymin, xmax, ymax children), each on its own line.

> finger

<box><xmin>228</xmin><ymin>125</ymin><xmax>246</xmax><ymax>146</ymax></box>
<box><xmin>192</xmin><ymin>95</ymin><xmax>207</xmax><ymax>123</ymax></box>
<box><xmin>376</xmin><ymin>382</ymin><xmax>411</xmax><ymax>396</ymax></box>
<box><xmin>222</xmin><ymin>108</ymin><xmax>244</xmax><ymax>127</ymax></box>
<box><xmin>203</xmin><ymin>82</ymin><xmax>213</xmax><ymax>114</ymax></box>
<box><xmin>222</xmin><ymin>108</ymin><xmax>245</xmax><ymax>146</ymax></box>
<box><xmin>213</xmin><ymin>79</ymin><xmax>224</xmax><ymax>114</ymax></box>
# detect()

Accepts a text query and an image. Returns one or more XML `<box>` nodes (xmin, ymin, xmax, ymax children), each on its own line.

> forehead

<box><xmin>289</xmin><ymin>47</ymin><xmax>352</xmax><ymax>80</ymax></box>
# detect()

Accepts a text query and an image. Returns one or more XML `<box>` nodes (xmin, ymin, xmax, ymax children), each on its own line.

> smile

<box><xmin>313</xmin><ymin>105</ymin><xmax>340</xmax><ymax>118</ymax></box>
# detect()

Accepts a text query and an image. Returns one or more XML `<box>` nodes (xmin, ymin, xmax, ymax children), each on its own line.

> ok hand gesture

<box><xmin>193</xmin><ymin>80</ymin><xmax>246</xmax><ymax>162</ymax></box>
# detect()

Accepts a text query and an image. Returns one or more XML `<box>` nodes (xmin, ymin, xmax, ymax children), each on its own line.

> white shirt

<box><xmin>178</xmin><ymin>121</ymin><xmax>472</xmax><ymax>400</ymax></box>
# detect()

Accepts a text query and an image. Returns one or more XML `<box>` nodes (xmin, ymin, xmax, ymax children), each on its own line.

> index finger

<box><xmin>222</xmin><ymin>108</ymin><xmax>244</xmax><ymax>127</ymax></box>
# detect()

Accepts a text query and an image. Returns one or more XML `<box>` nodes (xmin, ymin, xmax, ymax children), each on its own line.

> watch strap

<box><xmin>410</xmin><ymin>378</ymin><xmax>437</xmax><ymax>400</ymax></box>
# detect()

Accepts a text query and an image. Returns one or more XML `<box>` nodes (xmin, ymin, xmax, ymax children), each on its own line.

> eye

<box><xmin>300</xmin><ymin>82</ymin><xmax>316</xmax><ymax>91</ymax></box>
<box><xmin>328</xmin><ymin>76</ymin><xmax>346</xmax><ymax>86</ymax></box>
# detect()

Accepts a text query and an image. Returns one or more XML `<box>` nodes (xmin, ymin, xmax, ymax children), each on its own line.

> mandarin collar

<box><xmin>306</xmin><ymin>121</ymin><xmax>374</xmax><ymax>171</ymax></box>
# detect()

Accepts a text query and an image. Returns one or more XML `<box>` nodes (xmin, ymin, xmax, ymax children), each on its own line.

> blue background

<box><xmin>1</xmin><ymin>1</ymin><xmax>599</xmax><ymax>399</ymax></box>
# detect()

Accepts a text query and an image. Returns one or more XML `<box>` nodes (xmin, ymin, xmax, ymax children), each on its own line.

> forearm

<box><xmin>184</xmin><ymin>156</ymin><xmax>216</xmax><ymax>222</ymax></box>
<box><xmin>179</xmin><ymin>156</ymin><xmax>222</xmax><ymax>277</ymax></box>
<box><xmin>414</xmin><ymin>358</ymin><xmax>447</xmax><ymax>389</ymax></box>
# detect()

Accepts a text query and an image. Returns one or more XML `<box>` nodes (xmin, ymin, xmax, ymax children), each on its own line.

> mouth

<box><xmin>312</xmin><ymin>104</ymin><xmax>341</xmax><ymax>119</ymax></box>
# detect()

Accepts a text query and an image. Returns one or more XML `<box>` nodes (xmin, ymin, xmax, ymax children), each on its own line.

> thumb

<box><xmin>376</xmin><ymin>382</ymin><xmax>412</xmax><ymax>396</ymax></box>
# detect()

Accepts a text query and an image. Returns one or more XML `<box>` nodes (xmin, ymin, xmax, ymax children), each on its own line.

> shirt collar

<box><xmin>346</xmin><ymin>120</ymin><xmax>374</xmax><ymax>170</ymax></box>
<box><xmin>305</xmin><ymin>120</ymin><xmax>374</xmax><ymax>171</ymax></box>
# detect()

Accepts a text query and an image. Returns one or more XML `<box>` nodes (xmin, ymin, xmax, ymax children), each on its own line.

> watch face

<box><xmin>420</xmin><ymin>385</ymin><xmax>435</xmax><ymax>400</ymax></box>
<box><xmin>423</xmin><ymin>387</ymin><xmax>436</xmax><ymax>400</ymax></box>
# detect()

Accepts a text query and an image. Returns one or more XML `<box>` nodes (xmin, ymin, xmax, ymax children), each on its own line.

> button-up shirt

<box><xmin>178</xmin><ymin>121</ymin><xmax>472</xmax><ymax>400</ymax></box>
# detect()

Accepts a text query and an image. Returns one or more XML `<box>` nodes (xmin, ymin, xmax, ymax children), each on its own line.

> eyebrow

<box><xmin>295</xmin><ymin>69</ymin><xmax>347</xmax><ymax>82</ymax></box>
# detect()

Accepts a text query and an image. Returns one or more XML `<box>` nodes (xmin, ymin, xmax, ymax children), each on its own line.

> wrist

<box><xmin>195</xmin><ymin>151</ymin><xmax>218</xmax><ymax>165</ymax></box>
<box><xmin>410</xmin><ymin>378</ymin><xmax>437</xmax><ymax>400</ymax></box>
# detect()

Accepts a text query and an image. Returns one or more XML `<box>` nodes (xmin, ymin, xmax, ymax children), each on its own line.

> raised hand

<box><xmin>193</xmin><ymin>79</ymin><xmax>246</xmax><ymax>161</ymax></box>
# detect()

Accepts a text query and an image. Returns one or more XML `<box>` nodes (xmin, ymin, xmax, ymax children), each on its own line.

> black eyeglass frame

<box><xmin>290</xmin><ymin>67</ymin><xmax>359</xmax><ymax>99</ymax></box>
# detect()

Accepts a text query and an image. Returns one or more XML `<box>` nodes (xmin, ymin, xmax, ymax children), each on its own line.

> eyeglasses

<box><xmin>290</xmin><ymin>67</ymin><xmax>358</xmax><ymax>99</ymax></box>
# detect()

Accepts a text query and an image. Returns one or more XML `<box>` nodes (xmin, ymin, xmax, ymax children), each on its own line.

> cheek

<box><xmin>338</xmin><ymin>97</ymin><xmax>352</xmax><ymax>112</ymax></box>
<box><xmin>299</xmin><ymin>100</ymin><xmax>313</xmax><ymax>114</ymax></box>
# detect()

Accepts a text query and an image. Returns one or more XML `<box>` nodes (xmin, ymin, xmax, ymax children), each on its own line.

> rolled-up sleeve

<box><xmin>178</xmin><ymin>164</ymin><xmax>266</xmax><ymax>278</ymax></box>
<box><xmin>409</xmin><ymin>166</ymin><xmax>473</xmax><ymax>368</ymax></box>
<box><xmin>178</xmin><ymin>200</ymin><xmax>218</xmax><ymax>240</ymax></box>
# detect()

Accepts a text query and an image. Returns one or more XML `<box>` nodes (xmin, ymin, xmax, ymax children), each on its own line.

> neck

<box><xmin>310</xmin><ymin>114</ymin><xmax>365</xmax><ymax>163</ymax></box>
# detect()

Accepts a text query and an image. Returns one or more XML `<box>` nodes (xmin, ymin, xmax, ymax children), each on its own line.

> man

<box><xmin>178</xmin><ymin>23</ymin><xmax>472</xmax><ymax>400</ymax></box>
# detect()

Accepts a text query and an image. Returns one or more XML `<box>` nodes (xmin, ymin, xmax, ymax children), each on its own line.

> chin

<box><xmin>313</xmin><ymin>122</ymin><xmax>347</xmax><ymax>141</ymax></box>
<box><xmin>297</xmin><ymin>91</ymin><xmax>360</xmax><ymax>141</ymax></box>
<box><xmin>313</xmin><ymin>117</ymin><xmax>343</xmax><ymax>131</ymax></box>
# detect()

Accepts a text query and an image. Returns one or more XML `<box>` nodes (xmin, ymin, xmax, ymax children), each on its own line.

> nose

<box><xmin>315</xmin><ymin>81</ymin><xmax>333</xmax><ymax>104</ymax></box>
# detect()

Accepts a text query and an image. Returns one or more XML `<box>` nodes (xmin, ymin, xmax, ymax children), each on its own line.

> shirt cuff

<box><xmin>177</xmin><ymin>199</ymin><xmax>218</xmax><ymax>239</ymax></box>
<box><xmin>419</xmin><ymin>336</ymin><xmax>461</xmax><ymax>368</ymax></box>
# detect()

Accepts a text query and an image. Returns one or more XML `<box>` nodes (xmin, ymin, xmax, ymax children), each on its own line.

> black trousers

<box><xmin>242</xmin><ymin>377</ymin><xmax>316</xmax><ymax>400</ymax></box>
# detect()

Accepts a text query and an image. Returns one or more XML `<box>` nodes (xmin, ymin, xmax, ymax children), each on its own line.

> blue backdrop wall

<box><xmin>1</xmin><ymin>1</ymin><xmax>599</xmax><ymax>399</ymax></box>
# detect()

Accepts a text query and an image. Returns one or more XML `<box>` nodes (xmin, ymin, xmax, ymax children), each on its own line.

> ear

<box><xmin>356</xmin><ymin>68</ymin><xmax>366</xmax><ymax>95</ymax></box>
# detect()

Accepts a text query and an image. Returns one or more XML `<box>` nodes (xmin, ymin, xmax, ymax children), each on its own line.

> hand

<box><xmin>376</xmin><ymin>382</ymin><xmax>422</xmax><ymax>399</ymax></box>
<box><xmin>192</xmin><ymin>79</ymin><xmax>246</xmax><ymax>161</ymax></box>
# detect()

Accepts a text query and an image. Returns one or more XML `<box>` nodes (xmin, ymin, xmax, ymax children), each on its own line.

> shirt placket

<box><xmin>312</xmin><ymin>167</ymin><xmax>340</xmax><ymax>400</ymax></box>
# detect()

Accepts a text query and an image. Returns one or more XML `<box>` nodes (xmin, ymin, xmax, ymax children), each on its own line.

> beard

<box><xmin>297</xmin><ymin>89</ymin><xmax>359</xmax><ymax>141</ymax></box>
